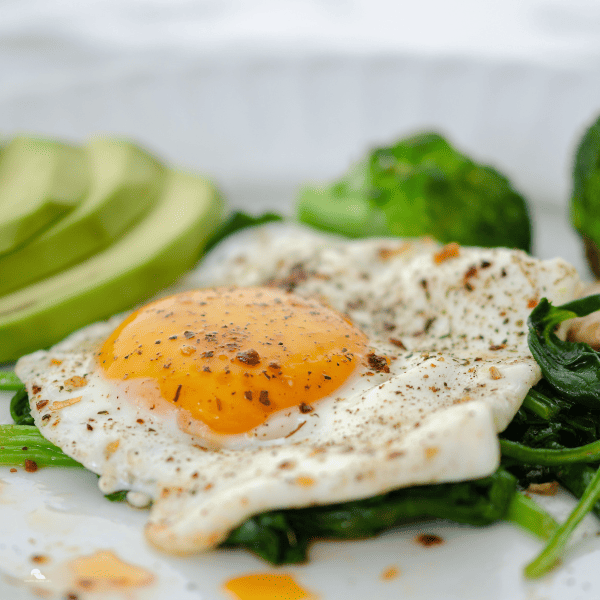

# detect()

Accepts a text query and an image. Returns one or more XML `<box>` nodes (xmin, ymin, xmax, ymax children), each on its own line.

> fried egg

<box><xmin>15</xmin><ymin>223</ymin><xmax>582</xmax><ymax>554</ymax></box>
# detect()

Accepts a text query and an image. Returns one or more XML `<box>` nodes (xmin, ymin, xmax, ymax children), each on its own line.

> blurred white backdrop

<box><xmin>2</xmin><ymin>0</ymin><xmax>600</xmax><ymax>62</ymax></box>
<box><xmin>0</xmin><ymin>0</ymin><xmax>599</xmax><ymax>271</ymax></box>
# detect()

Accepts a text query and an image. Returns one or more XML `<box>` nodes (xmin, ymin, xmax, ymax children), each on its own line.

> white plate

<box><xmin>2</xmin><ymin>45</ymin><xmax>600</xmax><ymax>599</ymax></box>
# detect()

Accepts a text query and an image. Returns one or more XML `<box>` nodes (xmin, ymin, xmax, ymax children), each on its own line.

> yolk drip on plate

<box><xmin>98</xmin><ymin>287</ymin><xmax>368</xmax><ymax>434</ymax></box>
<box><xmin>223</xmin><ymin>573</ymin><xmax>316</xmax><ymax>600</ymax></box>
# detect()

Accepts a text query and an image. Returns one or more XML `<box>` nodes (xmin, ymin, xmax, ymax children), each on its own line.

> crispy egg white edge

<box><xmin>15</xmin><ymin>223</ymin><xmax>583</xmax><ymax>554</ymax></box>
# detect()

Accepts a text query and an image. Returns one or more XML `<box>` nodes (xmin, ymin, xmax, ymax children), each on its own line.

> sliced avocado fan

<box><xmin>0</xmin><ymin>170</ymin><xmax>224</xmax><ymax>363</ymax></box>
<box><xmin>0</xmin><ymin>137</ymin><xmax>89</xmax><ymax>255</ymax></box>
<box><xmin>0</xmin><ymin>138</ymin><xmax>166</xmax><ymax>295</ymax></box>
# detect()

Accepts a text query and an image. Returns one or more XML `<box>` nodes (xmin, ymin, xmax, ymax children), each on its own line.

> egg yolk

<box><xmin>98</xmin><ymin>287</ymin><xmax>368</xmax><ymax>434</ymax></box>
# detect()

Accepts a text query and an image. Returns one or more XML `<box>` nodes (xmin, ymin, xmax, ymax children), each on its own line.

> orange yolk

<box><xmin>98</xmin><ymin>287</ymin><xmax>368</xmax><ymax>434</ymax></box>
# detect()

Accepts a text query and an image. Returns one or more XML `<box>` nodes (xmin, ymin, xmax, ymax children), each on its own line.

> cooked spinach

<box><xmin>0</xmin><ymin>423</ymin><xmax>82</xmax><ymax>468</ymax></box>
<box><xmin>489</xmin><ymin>296</ymin><xmax>600</xmax><ymax>575</ymax></box>
<box><xmin>223</xmin><ymin>468</ymin><xmax>524</xmax><ymax>565</ymax></box>
<box><xmin>0</xmin><ymin>371</ymin><xmax>22</xmax><ymax>391</ymax></box>
<box><xmin>528</xmin><ymin>294</ymin><xmax>600</xmax><ymax>408</ymax></box>
<box><xmin>104</xmin><ymin>490</ymin><xmax>129</xmax><ymax>502</ymax></box>
<box><xmin>9</xmin><ymin>385</ymin><xmax>34</xmax><ymax>426</ymax></box>
<box><xmin>525</xmin><ymin>465</ymin><xmax>600</xmax><ymax>577</ymax></box>
<box><xmin>203</xmin><ymin>211</ymin><xmax>283</xmax><ymax>253</ymax></box>
<box><xmin>500</xmin><ymin>382</ymin><xmax>600</xmax><ymax>510</ymax></box>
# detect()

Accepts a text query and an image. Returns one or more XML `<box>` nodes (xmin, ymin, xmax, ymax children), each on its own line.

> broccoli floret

<box><xmin>571</xmin><ymin>115</ymin><xmax>600</xmax><ymax>276</ymax></box>
<box><xmin>297</xmin><ymin>132</ymin><xmax>532</xmax><ymax>251</ymax></box>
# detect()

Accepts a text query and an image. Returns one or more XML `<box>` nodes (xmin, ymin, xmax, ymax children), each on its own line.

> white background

<box><xmin>2</xmin><ymin>1</ymin><xmax>599</xmax><ymax>274</ymax></box>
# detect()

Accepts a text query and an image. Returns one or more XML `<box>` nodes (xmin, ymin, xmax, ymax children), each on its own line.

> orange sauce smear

<box><xmin>68</xmin><ymin>550</ymin><xmax>154</xmax><ymax>593</ymax></box>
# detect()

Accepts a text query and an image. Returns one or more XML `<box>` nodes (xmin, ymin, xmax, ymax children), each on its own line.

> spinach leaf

<box><xmin>104</xmin><ymin>490</ymin><xmax>129</xmax><ymax>502</ymax></box>
<box><xmin>525</xmin><ymin>465</ymin><xmax>600</xmax><ymax>578</ymax></box>
<box><xmin>0</xmin><ymin>424</ymin><xmax>83</xmax><ymax>468</ymax></box>
<box><xmin>499</xmin><ymin>373</ymin><xmax>600</xmax><ymax>577</ymax></box>
<box><xmin>223</xmin><ymin>468</ymin><xmax>520</xmax><ymax>564</ymax></box>
<box><xmin>501</xmin><ymin>438</ymin><xmax>600</xmax><ymax>466</ymax></box>
<box><xmin>0</xmin><ymin>371</ymin><xmax>22</xmax><ymax>391</ymax></box>
<box><xmin>501</xmin><ymin>381</ymin><xmax>600</xmax><ymax>477</ymax></box>
<box><xmin>223</xmin><ymin>512</ymin><xmax>310</xmax><ymax>565</ymax></box>
<box><xmin>528</xmin><ymin>295</ymin><xmax>600</xmax><ymax>408</ymax></box>
<box><xmin>203</xmin><ymin>211</ymin><xmax>283</xmax><ymax>253</ymax></box>
<box><xmin>9</xmin><ymin>386</ymin><xmax>34</xmax><ymax>426</ymax></box>
<box><xmin>556</xmin><ymin>463</ymin><xmax>600</xmax><ymax>518</ymax></box>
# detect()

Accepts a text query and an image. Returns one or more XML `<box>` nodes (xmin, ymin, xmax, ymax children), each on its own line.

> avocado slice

<box><xmin>0</xmin><ymin>137</ymin><xmax>89</xmax><ymax>255</ymax></box>
<box><xmin>0</xmin><ymin>169</ymin><xmax>224</xmax><ymax>363</ymax></box>
<box><xmin>0</xmin><ymin>138</ymin><xmax>166</xmax><ymax>295</ymax></box>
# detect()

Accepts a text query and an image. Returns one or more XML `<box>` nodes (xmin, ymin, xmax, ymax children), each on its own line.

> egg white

<box><xmin>15</xmin><ymin>223</ymin><xmax>582</xmax><ymax>554</ymax></box>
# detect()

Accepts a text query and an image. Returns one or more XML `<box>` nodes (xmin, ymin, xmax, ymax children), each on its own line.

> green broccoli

<box><xmin>297</xmin><ymin>132</ymin><xmax>532</xmax><ymax>251</ymax></box>
<box><xmin>571</xmin><ymin>115</ymin><xmax>600</xmax><ymax>276</ymax></box>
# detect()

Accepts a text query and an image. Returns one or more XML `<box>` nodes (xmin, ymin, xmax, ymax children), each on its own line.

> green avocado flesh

<box><xmin>0</xmin><ymin>138</ymin><xmax>166</xmax><ymax>296</ymax></box>
<box><xmin>0</xmin><ymin>137</ymin><xmax>89</xmax><ymax>255</ymax></box>
<box><xmin>0</xmin><ymin>169</ymin><xmax>224</xmax><ymax>363</ymax></box>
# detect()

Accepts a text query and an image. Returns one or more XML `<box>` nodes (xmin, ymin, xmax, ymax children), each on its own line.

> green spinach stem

<box><xmin>525</xmin><ymin>465</ymin><xmax>600</xmax><ymax>578</ymax></box>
